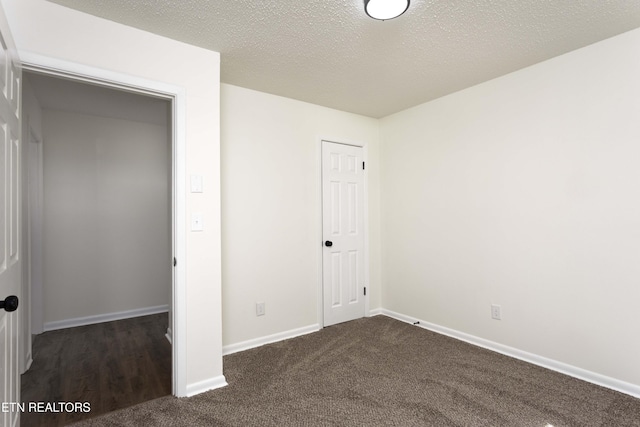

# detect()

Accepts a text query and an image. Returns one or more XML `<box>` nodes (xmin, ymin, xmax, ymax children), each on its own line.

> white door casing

<box><xmin>322</xmin><ymin>141</ymin><xmax>366</xmax><ymax>327</ymax></box>
<box><xmin>0</xmin><ymin>6</ymin><xmax>22</xmax><ymax>426</ymax></box>
<box><xmin>27</xmin><ymin>131</ymin><xmax>42</xmax><ymax>337</ymax></box>
<box><xmin>19</xmin><ymin>52</ymin><xmax>188</xmax><ymax>397</ymax></box>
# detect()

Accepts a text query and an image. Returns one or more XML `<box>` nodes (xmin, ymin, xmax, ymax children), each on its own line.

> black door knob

<box><xmin>0</xmin><ymin>295</ymin><xmax>18</xmax><ymax>312</ymax></box>
<box><xmin>325</xmin><ymin>241</ymin><xmax>333</xmax><ymax>247</ymax></box>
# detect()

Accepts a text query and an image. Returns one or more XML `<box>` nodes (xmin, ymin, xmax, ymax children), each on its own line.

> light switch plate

<box><xmin>191</xmin><ymin>213</ymin><xmax>204</xmax><ymax>231</ymax></box>
<box><xmin>190</xmin><ymin>175</ymin><xmax>203</xmax><ymax>193</ymax></box>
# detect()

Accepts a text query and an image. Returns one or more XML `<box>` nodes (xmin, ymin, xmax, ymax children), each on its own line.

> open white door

<box><xmin>0</xmin><ymin>4</ymin><xmax>21</xmax><ymax>426</ymax></box>
<box><xmin>322</xmin><ymin>141</ymin><xmax>365</xmax><ymax>327</ymax></box>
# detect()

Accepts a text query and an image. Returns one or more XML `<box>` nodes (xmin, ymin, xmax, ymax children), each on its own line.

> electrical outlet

<box><xmin>256</xmin><ymin>302</ymin><xmax>265</xmax><ymax>316</ymax></box>
<box><xmin>191</xmin><ymin>213</ymin><xmax>204</xmax><ymax>231</ymax></box>
<box><xmin>491</xmin><ymin>304</ymin><xmax>501</xmax><ymax>320</ymax></box>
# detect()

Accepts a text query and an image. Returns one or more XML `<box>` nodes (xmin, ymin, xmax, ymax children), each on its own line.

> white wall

<box><xmin>380</xmin><ymin>27</ymin><xmax>640</xmax><ymax>389</ymax></box>
<box><xmin>221</xmin><ymin>84</ymin><xmax>381</xmax><ymax>347</ymax></box>
<box><xmin>3</xmin><ymin>0</ymin><xmax>223</xmax><ymax>393</ymax></box>
<box><xmin>41</xmin><ymin>109</ymin><xmax>170</xmax><ymax>324</ymax></box>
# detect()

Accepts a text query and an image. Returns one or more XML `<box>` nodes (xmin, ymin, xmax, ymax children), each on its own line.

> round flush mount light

<box><xmin>364</xmin><ymin>0</ymin><xmax>410</xmax><ymax>20</ymax></box>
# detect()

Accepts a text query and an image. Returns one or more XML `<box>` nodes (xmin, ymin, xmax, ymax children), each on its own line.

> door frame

<box><xmin>21</xmin><ymin>127</ymin><xmax>43</xmax><ymax>374</ymax></box>
<box><xmin>316</xmin><ymin>137</ymin><xmax>370</xmax><ymax>327</ymax></box>
<box><xmin>19</xmin><ymin>52</ymin><xmax>188</xmax><ymax>396</ymax></box>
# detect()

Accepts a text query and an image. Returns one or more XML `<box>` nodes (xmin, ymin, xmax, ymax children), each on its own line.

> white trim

<box><xmin>18</xmin><ymin>52</ymin><xmax>188</xmax><ymax>397</ymax></box>
<box><xmin>315</xmin><ymin>137</ymin><xmax>324</xmax><ymax>327</ymax></box>
<box><xmin>377</xmin><ymin>309</ymin><xmax>640</xmax><ymax>399</ymax></box>
<box><xmin>223</xmin><ymin>324</ymin><xmax>320</xmax><ymax>356</ymax></box>
<box><xmin>185</xmin><ymin>375</ymin><xmax>228</xmax><ymax>397</ymax></box>
<box><xmin>27</xmin><ymin>129</ymin><xmax>43</xmax><ymax>335</ymax></box>
<box><xmin>19</xmin><ymin>52</ymin><xmax>180</xmax><ymax>98</ymax></box>
<box><xmin>171</xmin><ymin>79</ymin><xmax>188</xmax><ymax>398</ymax></box>
<box><xmin>165</xmin><ymin>327</ymin><xmax>173</xmax><ymax>344</ymax></box>
<box><xmin>43</xmin><ymin>305</ymin><xmax>169</xmax><ymax>332</ymax></box>
<box><xmin>23</xmin><ymin>354</ymin><xmax>33</xmax><ymax>373</ymax></box>
<box><xmin>368</xmin><ymin>307</ymin><xmax>384</xmax><ymax>316</ymax></box>
<box><xmin>316</xmin><ymin>136</ymin><xmax>370</xmax><ymax>328</ymax></box>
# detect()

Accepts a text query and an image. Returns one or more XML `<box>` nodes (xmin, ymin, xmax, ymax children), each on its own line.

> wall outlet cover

<box><xmin>491</xmin><ymin>304</ymin><xmax>501</xmax><ymax>320</ymax></box>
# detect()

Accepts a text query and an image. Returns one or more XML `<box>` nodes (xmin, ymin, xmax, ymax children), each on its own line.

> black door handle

<box><xmin>325</xmin><ymin>241</ymin><xmax>333</xmax><ymax>247</ymax></box>
<box><xmin>0</xmin><ymin>295</ymin><xmax>18</xmax><ymax>312</ymax></box>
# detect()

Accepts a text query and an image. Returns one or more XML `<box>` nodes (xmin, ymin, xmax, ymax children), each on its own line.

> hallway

<box><xmin>20</xmin><ymin>313</ymin><xmax>171</xmax><ymax>426</ymax></box>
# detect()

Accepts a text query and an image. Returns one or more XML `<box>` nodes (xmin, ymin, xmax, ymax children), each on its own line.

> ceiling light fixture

<box><xmin>364</xmin><ymin>0</ymin><xmax>410</xmax><ymax>20</ymax></box>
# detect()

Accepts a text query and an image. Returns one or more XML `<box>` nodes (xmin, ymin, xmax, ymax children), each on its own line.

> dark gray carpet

<box><xmin>74</xmin><ymin>316</ymin><xmax>640</xmax><ymax>426</ymax></box>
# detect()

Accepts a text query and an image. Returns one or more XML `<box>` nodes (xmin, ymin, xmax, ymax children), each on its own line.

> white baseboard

<box><xmin>368</xmin><ymin>307</ymin><xmax>384</xmax><ymax>316</ymax></box>
<box><xmin>185</xmin><ymin>375</ymin><xmax>228</xmax><ymax>397</ymax></box>
<box><xmin>43</xmin><ymin>305</ymin><xmax>170</xmax><ymax>332</ymax></box>
<box><xmin>376</xmin><ymin>309</ymin><xmax>640</xmax><ymax>399</ymax></box>
<box><xmin>165</xmin><ymin>327</ymin><xmax>173</xmax><ymax>344</ymax></box>
<box><xmin>223</xmin><ymin>324</ymin><xmax>321</xmax><ymax>356</ymax></box>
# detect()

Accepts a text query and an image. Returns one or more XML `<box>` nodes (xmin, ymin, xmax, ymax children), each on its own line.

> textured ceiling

<box><xmin>48</xmin><ymin>0</ymin><xmax>640</xmax><ymax>118</ymax></box>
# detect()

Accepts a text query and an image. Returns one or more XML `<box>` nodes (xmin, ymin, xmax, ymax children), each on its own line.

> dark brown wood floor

<box><xmin>20</xmin><ymin>313</ymin><xmax>171</xmax><ymax>426</ymax></box>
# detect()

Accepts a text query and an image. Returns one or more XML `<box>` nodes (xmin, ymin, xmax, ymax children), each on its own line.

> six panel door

<box><xmin>322</xmin><ymin>141</ymin><xmax>365</xmax><ymax>327</ymax></box>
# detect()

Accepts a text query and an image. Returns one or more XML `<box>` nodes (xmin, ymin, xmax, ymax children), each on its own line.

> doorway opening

<box><xmin>20</xmin><ymin>68</ymin><xmax>176</xmax><ymax>423</ymax></box>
